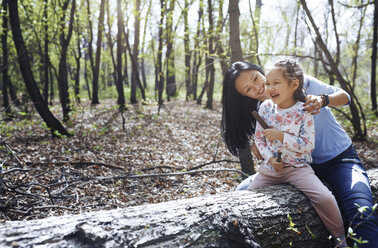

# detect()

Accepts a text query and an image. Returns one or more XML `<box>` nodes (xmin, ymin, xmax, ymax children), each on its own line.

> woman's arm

<box><xmin>303</xmin><ymin>75</ymin><xmax>350</xmax><ymax>114</ymax></box>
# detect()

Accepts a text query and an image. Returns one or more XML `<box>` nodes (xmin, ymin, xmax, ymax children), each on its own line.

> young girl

<box><xmin>247</xmin><ymin>59</ymin><xmax>347</xmax><ymax>247</ymax></box>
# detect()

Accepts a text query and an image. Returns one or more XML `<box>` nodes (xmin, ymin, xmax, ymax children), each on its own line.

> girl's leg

<box><xmin>312</xmin><ymin>145</ymin><xmax>378</xmax><ymax>247</ymax></box>
<box><xmin>247</xmin><ymin>170</ymin><xmax>279</xmax><ymax>190</ymax></box>
<box><xmin>286</xmin><ymin>165</ymin><xmax>345</xmax><ymax>238</ymax></box>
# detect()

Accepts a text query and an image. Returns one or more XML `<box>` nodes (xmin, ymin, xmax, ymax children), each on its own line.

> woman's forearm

<box><xmin>328</xmin><ymin>90</ymin><xmax>350</xmax><ymax>107</ymax></box>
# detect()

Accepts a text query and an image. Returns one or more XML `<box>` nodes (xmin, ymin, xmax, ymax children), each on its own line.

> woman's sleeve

<box><xmin>254</xmin><ymin>106</ymin><xmax>273</xmax><ymax>161</ymax></box>
<box><xmin>282</xmin><ymin>112</ymin><xmax>315</xmax><ymax>154</ymax></box>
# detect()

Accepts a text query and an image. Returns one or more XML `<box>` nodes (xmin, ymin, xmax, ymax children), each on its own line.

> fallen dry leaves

<box><xmin>0</xmin><ymin>99</ymin><xmax>376</xmax><ymax>221</ymax></box>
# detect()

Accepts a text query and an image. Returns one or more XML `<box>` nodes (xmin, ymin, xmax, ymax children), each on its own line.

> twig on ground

<box><xmin>26</xmin><ymin>161</ymin><xmax>127</xmax><ymax>171</ymax></box>
<box><xmin>0</xmin><ymin>135</ymin><xmax>24</xmax><ymax>166</ymax></box>
<box><xmin>187</xmin><ymin>159</ymin><xmax>240</xmax><ymax>171</ymax></box>
<box><xmin>46</xmin><ymin>168</ymin><xmax>248</xmax><ymax>187</ymax></box>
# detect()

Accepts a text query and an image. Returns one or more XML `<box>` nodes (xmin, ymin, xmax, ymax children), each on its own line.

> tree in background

<box><xmin>57</xmin><ymin>0</ymin><xmax>75</xmax><ymax>122</ymax></box>
<box><xmin>1</xmin><ymin>0</ymin><xmax>11</xmax><ymax>115</ymax></box>
<box><xmin>91</xmin><ymin>0</ymin><xmax>105</xmax><ymax>105</ymax></box>
<box><xmin>372</xmin><ymin>0</ymin><xmax>377</xmax><ymax>115</ymax></box>
<box><xmin>165</xmin><ymin>0</ymin><xmax>177</xmax><ymax>100</ymax></box>
<box><xmin>228</xmin><ymin>0</ymin><xmax>255</xmax><ymax>175</ymax></box>
<box><xmin>8</xmin><ymin>0</ymin><xmax>69</xmax><ymax>136</ymax></box>
<box><xmin>116</xmin><ymin>0</ymin><xmax>126</xmax><ymax>109</ymax></box>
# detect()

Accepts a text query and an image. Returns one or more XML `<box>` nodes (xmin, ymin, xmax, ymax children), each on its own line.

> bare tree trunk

<box><xmin>184</xmin><ymin>0</ymin><xmax>191</xmax><ymax>101</ymax></box>
<box><xmin>165</xmin><ymin>0</ymin><xmax>177</xmax><ymax>100</ymax></box>
<box><xmin>130</xmin><ymin>0</ymin><xmax>141</xmax><ymax>104</ymax></box>
<box><xmin>372</xmin><ymin>0</ymin><xmax>377</xmax><ymax>114</ymax></box>
<box><xmin>140</xmin><ymin>1</ymin><xmax>152</xmax><ymax>91</ymax></box>
<box><xmin>105</xmin><ymin>0</ymin><xmax>117</xmax><ymax>88</ymax></box>
<box><xmin>91</xmin><ymin>0</ymin><xmax>105</xmax><ymax>105</ymax></box>
<box><xmin>115</xmin><ymin>0</ymin><xmax>125</xmax><ymax>109</ymax></box>
<box><xmin>43</xmin><ymin>0</ymin><xmax>49</xmax><ymax>104</ymax></box>
<box><xmin>8</xmin><ymin>0</ymin><xmax>69</xmax><ymax>136</ymax></box>
<box><xmin>205</xmin><ymin>0</ymin><xmax>215</xmax><ymax>110</ymax></box>
<box><xmin>157</xmin><ymin>0</ymin><xmax>165</xmax><ymax>112</ymax></box>
<box><xmin>1</xmin><ymin>0</ymin><xmax>11</xmax><ymax>115</ymax></box>
<box><xmin>1</xmin><ymin>168</ymin><xmax>377</xmax><ymax>248</ymax></box>
<box><xmin>73</xmin><ymin>11</ymin><xmax>81</xmax><ymax>104</ymax></box>
<box><xmin>229</xmin><ymin>0</ymin><xmax>254</xmax><ymax>175</ymax></box>
<box><xmin>191</xmin><ymin>0</ymin><xmax>204</xmax><ymax>101</ymax></box>
<box><xmin>57</xmin><ymin>0</ymin><xmax>76</xmax><ymax>122</ymax></box>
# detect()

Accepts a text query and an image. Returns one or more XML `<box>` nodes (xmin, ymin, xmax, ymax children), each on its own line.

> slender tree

<box><xmin>228</xmin><ymin>0</ymin><xmax>255</xmax><ymax>175</ymax></box>
<box><xmin>91</xmin><ymin>0</ymin><xmax>105</xmax><ymax>104</ymax></box>
<box><xmin>205</xmin><ymin>0</ymin><xmax>215</xmax><ymax>109</ymax></box>
<box><xmin>165</xmin><ymin>0</ymin><xmax>177</xmax><ymax>100</ymax></box>
<box><xmin>372</xmin><ymin>0</ymin><xmax>377</xmax><ymax>114</ymax></box>
<box><xmin>191</xmin><ymin>0</ymin><xmax>204</xmax><ymax>100</ymax></box>
<box><xmin>130</xmin><ymin>0</ymin><xmax>141</xmax><ymax>104</ymax></box>
<box><xmin>140</xmin><ymin>1</ymin><xmax>152</xmax><ymax>90</ymax></box>
<box><xmin>183</xmin><ymin>0</ymin><xmax>191</xmax><ymax>101</ymax></box>
<box><xmin>57</xmin><ymin>0</ymin><xmax>76</xmax><ymax>121</ymax></box>
<box><xmin>156</xmin><ymin>0</ymin><xmax>165</xmax><ymax>113</ymax></box>
<box><xmin>8</xmin><ymin>0</ymin><xmax>69</xmax><ymax>136</ymax></box>
<box><xmin>1</xmin><ymin>0</ymin><xmax>11</xmax><ymax>115</ymax></box>
<box><xmin>116</xmin><ymin>0</ymin><xmax>125</xmax><ymax>109</ymax></box>
<box><xmin>43</xmin><ymin>0</ymin><xmax>49</xmax><ymax>104</ymax></box>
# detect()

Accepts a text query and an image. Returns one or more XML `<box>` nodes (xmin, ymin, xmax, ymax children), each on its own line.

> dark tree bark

<box><xmin>372</xmin><ymin>0</ymin><xmax>377</xmax><ymax>114</ymax></box>
<box><xmin>248</xmin><ymin>0</ymin><xmax>262</xmax><ymax>65</ymax></box>
<box><xmin>73</xmin><ymin>10</ymin><xmax>81</xmax><ymax>104</ymax></box>
<box><xmin>156</xmin><ymin>0</ymin><xmax>165</xmax><ymax>112</ymax></box>
<box><xmin>191</xmin><ymin>0</ymin><xmax>204</xmax><ymax>101</ymax></box>
<box><xmin>229</xmin><ymin>0</ymin><xmax>243</xmax><ymax>63</ymax></box>
<box><xmin>43</xmin><ymin>0</ymin><xmax>49</xmax><ymax>104</ymax></box>
<box><xmin>91</xmin><ymin>0</ymin><xmax>105</xmax><ymax>105</ymax></box>
<box><xmin>140</xmin><ymin>1</ymin><xmax>152</xmax><ymax>91</ymax></box>
<box><xmin>1</xmin><ymin>0</ymin><xmax>11</xmax><ymax>115</ymax></box>
<box><xmin>165</xmin><ymin>0</ymin><xmax>177</xmax><ymax>100</ymax></box>
<box><xmin>130</xmin><ymin>0</ymin><xmax>141</xmax><ymax>104</ymax></box>
<box><xmin>105</xmin><ymin>0</ymin><xmax>117</xmax><ymax>88</ymax></box>
<box><xmin>205</xmin><ymin>0</ymin><xmax>215</xmax><ymax>110</ymax></box>
<box><xmin>214</xmin><ymin>0</ymin><xmax>228</xmax><ymax>77</ymax></box>
<box><xmin>115</xmin><ymin>0</ymin><xmax>125</xmax><ymax>109</ymax></box>
<box><xmin>229</xmin><ymin>0</ymin><xmax>254</xmax><ymax>175</ymax></box>
<box><xmin>86</xmin><ymin>0</ymin><xmax>94</xmax><ymax>77</ymax></box>
<box><xmin>184</xmin><ymin>0</ymin><xmax>191</xmax><ymax>101</ymax></box>
<box><xmin>1</xmin><ymin>168</ymin><xmax>377</xmax><ymax>248</ymax></box>
<box><xmin>8</xmin><ymin>0</ymin><xmax>69</xmax><ymax>136</ymax></box>
<box><xmin>57</xmin><ymin>0</ymin><xmax>76</xmax><ymax>122</ymax></box>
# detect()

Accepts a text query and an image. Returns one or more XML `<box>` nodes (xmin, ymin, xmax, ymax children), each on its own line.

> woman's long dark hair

<box><xmin>221</xmin><ymin>61</ymin><xmax>264</xmax><ymax>156</ymax></box>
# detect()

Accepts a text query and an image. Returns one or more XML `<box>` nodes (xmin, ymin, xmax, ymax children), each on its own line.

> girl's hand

<box><xmin>263</xmin><ymin>128</ymin><xmax>284</xmax><ymax>142</ymax></box>
<box><xmin>303</xmin><ymin>95</ymin><xmax>323</xmax><ymax>115</ymax></box>
<box><xmin>268</xmin><ymin>156</ymin><xmax>284</xmax><ymax>172</ymax></box>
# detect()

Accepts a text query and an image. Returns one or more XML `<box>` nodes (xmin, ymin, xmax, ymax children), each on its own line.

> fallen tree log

<box><xmin>1</xmin><ymin>168</ymin><xmax>377</xmax><ymax>248</ymax></box>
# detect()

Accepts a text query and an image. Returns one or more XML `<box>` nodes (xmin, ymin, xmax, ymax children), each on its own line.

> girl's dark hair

<box><xmin>273</xmin><ymin>58</ymin><xmax>306</xmax><ymax>102</ymax></box>
<box><xmin>221</xmin><ymin>61</ymin><xmax>263</xmax><ymax>156</ymax></box>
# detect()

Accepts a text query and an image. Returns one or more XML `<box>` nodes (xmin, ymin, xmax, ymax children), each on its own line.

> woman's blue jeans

<box><xmin>237</xmin><ymin>145</ymin><xmax>378</xmax><ymax>247</ymax></box>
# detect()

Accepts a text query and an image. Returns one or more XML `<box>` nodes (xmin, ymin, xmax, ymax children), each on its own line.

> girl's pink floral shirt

<box><xmin>255</xmin><ymin>99</ymin><xmax>315</xmax><ymax>170</ymax></box>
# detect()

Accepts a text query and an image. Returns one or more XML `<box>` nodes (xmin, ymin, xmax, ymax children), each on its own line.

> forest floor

<box><xmin>0</xmin><ymin>99</ymin><xmax>377</xmax><ymax>221</ymax></box>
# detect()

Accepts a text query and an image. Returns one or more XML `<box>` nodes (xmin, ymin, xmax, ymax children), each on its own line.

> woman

<box><xmin>221</xmin><ymin>61</ymin><xmax>378</xmax><ymax>247</ymax></box>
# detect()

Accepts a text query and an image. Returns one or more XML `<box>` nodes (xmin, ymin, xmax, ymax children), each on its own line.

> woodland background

<box><xmin>0</xmin><ymin>0</ymin><xmax>377</xmax><ymax>224</ymax></box>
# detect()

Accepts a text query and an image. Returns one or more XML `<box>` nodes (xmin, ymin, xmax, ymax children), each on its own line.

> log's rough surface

<box><xmin>1</xmin><ymin>169</ymin><xmax>377</xmax><ymax>248</ymax></box>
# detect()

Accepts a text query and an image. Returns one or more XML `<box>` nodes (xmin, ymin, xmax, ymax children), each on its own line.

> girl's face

<box><xmin>234</xmin><ymin>70</ymin><xmax>268</xmax><ymax>101</ymax></box>
<box><xmin>265</xmin><ymin>67</ymin><xmax>298</xmax><ymax>109</ymax></box>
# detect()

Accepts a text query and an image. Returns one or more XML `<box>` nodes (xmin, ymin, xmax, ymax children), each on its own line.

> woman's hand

<box><xmin>303</xmin><ymin>95</ymin><xmax>323</xmax><ymax>114</ymax></box>
<box><xmin>268</xmin><ymin>156</ymin><xmax>284</xmax><ymax>172</ymax></box>
<box><xmin>251</xmin><ymin>142</ymin><xmax>263</xmax><ymax>160</ymax></box>
<box><xmin>263</xmin><ymin>128</ymin><xmax>284</xmax><ymax>142</ymax></box>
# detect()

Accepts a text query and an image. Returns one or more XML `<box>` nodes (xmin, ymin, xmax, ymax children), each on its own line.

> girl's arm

<box><xmin>282</xmin><ymin>112</ymin><xmax>315</xmax><ymax>154</ymax></box>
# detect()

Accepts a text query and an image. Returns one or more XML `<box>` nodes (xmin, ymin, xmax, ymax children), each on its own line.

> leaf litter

<box><xmin>0</xmin><ymin>99</ymin><xmax>376</xmax><ymax>221</ymax></box>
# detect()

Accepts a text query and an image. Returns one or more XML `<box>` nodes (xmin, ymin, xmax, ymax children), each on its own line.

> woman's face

<box><xmin>234</xmin><ymin>70</ymin><xmax>268</xmax><ymax>101</ymax></box>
